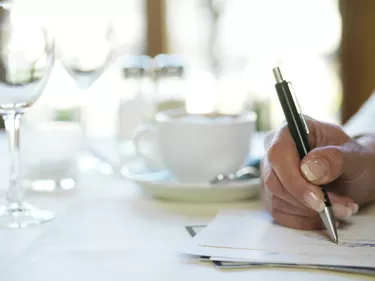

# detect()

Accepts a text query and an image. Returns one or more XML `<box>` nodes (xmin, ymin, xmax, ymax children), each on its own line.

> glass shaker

<box><xmin>117</xmin><ymin>55</ymin><xmax>154</xmax><ymax>165</ymax></box>
<box><xmin>21</xmin><ymin>85</ymin><xmax>83</xmax><ymax>192</ymax></box>
<box><xmin>153</xmin><ymin>54</ymin><xmax>186</xmax><ymax>113</ymax></box>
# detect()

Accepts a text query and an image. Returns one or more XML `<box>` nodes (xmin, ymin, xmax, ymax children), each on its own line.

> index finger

<box><xmin>267</xmin><ymin>125</ymin><xmax>326</xmax><ymax>212</ymax></box>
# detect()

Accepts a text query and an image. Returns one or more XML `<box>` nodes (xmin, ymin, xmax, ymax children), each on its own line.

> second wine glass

<box><xmin>55</xmin><ymin>4</ymin><xmax>116</xmax><ymax>153</ymax></box>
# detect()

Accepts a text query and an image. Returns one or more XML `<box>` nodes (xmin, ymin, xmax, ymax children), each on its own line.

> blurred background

<box><xmin>5</xmin><ymin>0</ymin><xmax>375</xmax><ymax>134</ymax></box>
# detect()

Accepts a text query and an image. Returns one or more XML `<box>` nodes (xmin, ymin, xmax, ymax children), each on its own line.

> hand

<box><xmin>261</xmin><ymin>117</ymin><xmax>375</xmax><ymax>230</ymax></box>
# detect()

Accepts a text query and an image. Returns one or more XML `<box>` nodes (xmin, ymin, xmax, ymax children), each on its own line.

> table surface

<box><xmin>0</xmin><ymin>133</ymin><xmax>373</xmax><ymax>281</ymax></box>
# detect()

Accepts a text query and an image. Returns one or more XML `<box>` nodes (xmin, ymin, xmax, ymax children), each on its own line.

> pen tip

<box><xmin>332</xmin><ymin>230</ymin><xmax>339</xmax><ymax>244</ymax></box>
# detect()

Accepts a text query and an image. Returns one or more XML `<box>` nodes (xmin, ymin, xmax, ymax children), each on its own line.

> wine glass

<box><xmin>54</xmin><ymin>3</ymin><xmax>116</xmax><ymax>141</ymax></box>
<box><xmin>0</xmin><ymin>2</ymin><xmax>55</xmax><ymax>228</ymax></box>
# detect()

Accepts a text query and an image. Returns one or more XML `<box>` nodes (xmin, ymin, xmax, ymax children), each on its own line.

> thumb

<box><xmin>299</xmin><ymin>143</ymin><xmax>364</xmax><ymax>185</ymax></box>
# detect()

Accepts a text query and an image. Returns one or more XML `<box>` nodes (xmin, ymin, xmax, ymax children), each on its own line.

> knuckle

<box><xmin>329</xmin><ymin>123</ymin><xmax>343</xmax><ymax>132</ymax></box>
<box><xmin>327</xmin><ymin>146</ymin><xmax>345</xmax><ymax>167</ymax></box>
<box><xmin>267</xmin><ymin>141</ymin><xmax>283</xmax><ymax>164</ymax></box>
<box><xmin>263</xmin><ymin>170</ymin><xmax>273</xmax><ymax>190</ymax></box>
<box><xmin>329</xmin><ymin>146</ymin><xmax>343</xmax><ymax>159</ymax></box>
<box><xmin>263</xmin><ymin>171</ymin><xmax>283</xmax><ymax>196</ymax></box>
<box><xmin>271</xmin><ymin>196</ymin><xmax>282</xmax><ymax>212</ymax></box>
<box><xmin>264</xmin><ymin>125</ymin><xmax>289</xmax><ymax>152</ymax></box>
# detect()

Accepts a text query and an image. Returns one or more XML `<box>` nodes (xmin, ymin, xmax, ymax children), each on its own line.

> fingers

<box><xmin>262</xmin><ymin>131</ymin><xmax>360</xmax><ymax>230</ymax></box>
<box><xmin>268</xmin><ymin>194</ymin><xmax>357</xmax><ymax>230</ymax></box>
<box><xmin>299</xmin><ymin>142</ymin><xmax>375</xmax><ymax>205</ymax></box>
<box><xmin>263</xmin><ymin>129</ymin><xmax>278</xmax><ymax>151</ymax></box>
<box><xmin>270</xmin><ymin>195</ymin><xmax>318</xmax><ymax>218</ymax></box>
<box><xmin>300</xmin><ymin>117</ymin><xmax>350</xmax><ymax>148</ymax></box>
<box><xmin>300</xmin><ymin>143</ymin><xmax>368</xmax><ymax>185</ymax></box>
<box><xmin>264</xmin><ymin>186</ymin><xmax>357</xmax><ymax>220</ymax></box>
<box><xmin>261</xmin><ymin>161</ymin><xmax>358</xmax><ymax>229</ymax></box>
<box><xmin>266</xmin><ymin>125</ymin><xmax>326</xmax><ymax>212</ymax></box>
<box><xmin>272</xmin><ymin>210</ymin><xmax>324</xmax><ymax>230</ymax></box>
<box><xmin>328</xmin><ymin>192</ymin><xmax>358</xmax><ymax>218</ymax></box>
<box><xmin>261</xmin><ymin>119</ymin><xmax>365</xmax><ymax>230</ymax></box>
<box><xmin>263</xmin><ymin>168</ymin><xmax>308</xmax><ymax>209</ymax></box>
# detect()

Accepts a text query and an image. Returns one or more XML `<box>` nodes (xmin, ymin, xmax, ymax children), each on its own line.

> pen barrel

<box><xmin>322</xmin><ymin>187</ymin><xmax>332</xmax><ymax>206</ymax></box>
<box><xmin>275</xmin><ymin>81</ymin><xmax>332</xmax><ymax>207</ymax></box>
<box><xmin>275</xmin><ymin>82</ymin><xmax>310</xmax><ymax>159</ymax></box>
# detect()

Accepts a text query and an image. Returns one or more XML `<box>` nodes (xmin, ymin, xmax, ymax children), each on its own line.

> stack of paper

<box><xmin>180</xmin><ymin>210</ymin><xmax>375</xmax><ymax>275</ymax></box>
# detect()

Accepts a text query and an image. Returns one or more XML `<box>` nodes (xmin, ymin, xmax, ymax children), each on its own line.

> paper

<box><xmin>189</xmin><ymin>210</ymin><xmax>375</xmax><ymax>268</ymax></box>
<box><xmin>183</xmin><ymin>224</ymin><xmax>375</xmax><ymax>276</ymax></box>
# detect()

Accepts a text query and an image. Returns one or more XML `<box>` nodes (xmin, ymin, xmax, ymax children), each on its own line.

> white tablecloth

<box><xmin>0</xmin><ymin>133</ymin><xmax>371</xmax><ymax>281</ymax></box>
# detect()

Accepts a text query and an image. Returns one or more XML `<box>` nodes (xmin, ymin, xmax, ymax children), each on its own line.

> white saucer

<box><xmin>121</xmin><ymin>163</ymin><xmax>260</xmax><ymax>203</ymax></box>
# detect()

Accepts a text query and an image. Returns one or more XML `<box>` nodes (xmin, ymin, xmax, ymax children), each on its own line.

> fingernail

<box><xmin>301</xmin><ymin>158</ymin><xmax>329</xmax><ymax>181</ymax></box>
<box><xmin>304</xmin><ymin>191</ymin><xmax>325</xmax><ymax>212</ymax></box>
<box><xmin>333</xmin><ymin>204</ymin><xmax>353</xmax><ymax>219</ymax></box>
<box><xmin>348</xmin><ymin>203</ymin><xmax>359</xmax><ymax>215</ymax></box>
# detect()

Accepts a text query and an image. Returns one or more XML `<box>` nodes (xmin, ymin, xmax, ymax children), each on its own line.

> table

<box><xmin>0</xmin><ymin>133</ymin><xmax>372</xmax><ymax>281</ymax></box>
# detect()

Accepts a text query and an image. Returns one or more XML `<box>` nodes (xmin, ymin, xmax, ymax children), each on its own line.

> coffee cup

<box><xmin>132</xmin><ymin>108</ymin><xmax>256</xmax><ymax>183</ymax></box>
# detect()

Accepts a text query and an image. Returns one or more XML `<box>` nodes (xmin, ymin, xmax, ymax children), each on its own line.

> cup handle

<box><xmin>132</xmin><ymin>124</ymin><xmax>162</xmax><ymax>170</ymax></box>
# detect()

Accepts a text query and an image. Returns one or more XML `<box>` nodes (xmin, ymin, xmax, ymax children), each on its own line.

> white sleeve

<box><xmin>343</xmin><ymin>91</ymin><xmax>375</xmax><ymax>137</ymax></box>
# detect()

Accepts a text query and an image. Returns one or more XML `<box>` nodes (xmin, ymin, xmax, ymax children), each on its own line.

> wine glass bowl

<box><xmin>0</xmin><ymin>3</ymin><xmax>54</xmax><ymax>112</ymax></box>
<box><xmin>57</xmin><ymin>31</ymin><xmax>113</xmax><ymax>90</ymax></box>
<box><xmin>0</xmin><ymin>2</ymin><xmax>55</xmax><ymax>228</ymax></box>
<box><xmin>54</xmin><ymin>2</ymin><xmax>115</xmax><ymax>91</ymax></box>
<box><xmin>53</xmin><ymin>3</ymin><xmax>117</xmax><ymax>169</ymax></box>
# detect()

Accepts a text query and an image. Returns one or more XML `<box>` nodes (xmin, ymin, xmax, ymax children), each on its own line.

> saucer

<box><xmin>121</xmin><ymin>162</ymin><xmax>260</xmax><ymax>203</ymax></box>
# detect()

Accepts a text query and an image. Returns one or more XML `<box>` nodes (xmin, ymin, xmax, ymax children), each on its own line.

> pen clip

<box><xmin>288</xmin><ymin>82</ymin><xmax>309</xmax><ymax>135</ymax></box>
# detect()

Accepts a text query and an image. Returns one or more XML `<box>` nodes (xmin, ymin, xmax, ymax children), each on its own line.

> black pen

<box><xmin>272</xmin><ymin>66</ymin><xmax>338</xmax><ymax>244</ymax></box>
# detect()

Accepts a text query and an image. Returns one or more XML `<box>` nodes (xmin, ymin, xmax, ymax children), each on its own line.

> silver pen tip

<box><xmin>272</xmin><ymin>66</ymin><xmax>283</xmax><ymax>83</ymax></box>
<box><xmin>319</xmin><ymin>207</ymin><xmax>339</xmax><ymax>244</ymax></box>
<box><xmin>333</xmin><ymin>231</ymin><xmax>339</xmax><ymax>244</ymax></box>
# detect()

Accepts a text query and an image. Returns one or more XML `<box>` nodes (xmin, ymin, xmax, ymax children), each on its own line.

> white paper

<box><xmin>188</xmin><ymin>209</ymin><xmax>375</xmax><ymax>268</ymax></box>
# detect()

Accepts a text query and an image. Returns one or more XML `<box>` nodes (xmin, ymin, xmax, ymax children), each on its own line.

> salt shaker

<box><xmin>153</xmin><ymin>54</ymin><xmax>186</xmax><ymax>113</ymax></box>
<box><xmin>117</xmin><ymin>55</ymin><xmax>154</xmax><ymax>163</ymax></box>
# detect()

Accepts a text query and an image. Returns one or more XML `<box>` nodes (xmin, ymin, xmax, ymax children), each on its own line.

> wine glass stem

<box><xmin>3</xmin><ymin>113</ymin><xmax>23</xmax><ymax>205</ymax></box>
<box><xmin>79</xmin><ymin>88</ymin><xmax>89</xmax><ymax>144</ymax></box>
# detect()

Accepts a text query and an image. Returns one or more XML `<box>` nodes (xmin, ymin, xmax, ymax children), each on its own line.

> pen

<box><xmin>272</xmin><ymin>66</ymin><xmax>338</xmax><ymax>244</ymax></box>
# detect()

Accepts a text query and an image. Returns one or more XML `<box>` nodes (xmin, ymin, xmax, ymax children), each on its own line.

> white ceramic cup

<box><xmin>132</xmin><ymin>108</ymin><xmax>256</xmax><ymax>183</ymax></box>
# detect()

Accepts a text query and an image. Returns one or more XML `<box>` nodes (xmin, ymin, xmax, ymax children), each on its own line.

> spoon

<box><xmin>210</xmin><ymin>165</ymin><xmax>260</xmax><ymax>184</ymax></box>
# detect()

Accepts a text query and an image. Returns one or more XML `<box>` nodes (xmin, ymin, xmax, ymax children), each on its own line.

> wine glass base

<box><xmin>25</xmin><ymin>177</ymin><xmax>77</xmax><ymax>192</ymax></box>
<box><xmin>0</xmin><ymin>202</ymin><xmax>55</xmax><ymax>228</ymax></box>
